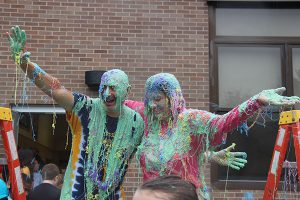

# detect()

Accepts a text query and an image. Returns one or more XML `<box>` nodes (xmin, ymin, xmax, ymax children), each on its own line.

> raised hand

<box><xmin>257</xmin><ymin>87</ymin><xmax>300</xmax><ymax>106</ymax></box>
<box><xmin>6</xmin><ymin>25</ymin><xmax>28</xmax><ymax>64</ymax></box>
<box><xmin>210</xmin><ymin>143</ymin><xmax>247</xmax><ymax>170</ymax></box>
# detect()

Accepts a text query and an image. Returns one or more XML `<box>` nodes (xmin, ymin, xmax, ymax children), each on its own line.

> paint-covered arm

<box><xmin>7</xmin><ymin>26</ymin><xmax>74</xmax><ymax>112</ymax></box>
<box><xmin>124</xmin><ymin>100</ymin><xmax>145</xmax><ymax>120</ymax></box>
<box><xmin>209</xmin><ymin>87</ymin><xmax>300</xmax><ymax>146</ymax></box>
<box><xmin>21</xmin><ymin>61</ymin><xmax>74</xmax><ymax>111</ymax></box>
<box><xmin>181</xmin><ymin>88</ymin><xmax>300</xmax><ymax>146</ymax></box>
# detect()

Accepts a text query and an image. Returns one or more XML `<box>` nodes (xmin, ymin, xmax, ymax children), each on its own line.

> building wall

<box><xmin>1</xmin><ymin>0</ymin><xmax>211</xmax><ymax>199</ymax></box>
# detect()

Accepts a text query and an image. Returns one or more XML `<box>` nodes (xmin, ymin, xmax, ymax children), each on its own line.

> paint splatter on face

<box><xmin>144</xmin><ymin>73</ymin><xmax>186</xmax><ymax>124</ymax></box>
<box><xmin>99</xmin><ymin>69</ymin><xmax>130</xmax><ymax>113</ymax></box>
<box><xmin>102</xmin><ymin>85</ymin><xmax>117</xmax><ymax>109</ymax></box>
<box><xmin>147</xmin><ymin>91</ymin><xmax>171</xmax><ymax>121</ymax></box>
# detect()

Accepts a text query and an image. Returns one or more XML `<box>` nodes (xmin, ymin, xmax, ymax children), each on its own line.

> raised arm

<box><xmin>7</xmin><ymin>26</ymin><xmax>74</xmax><ymax>111</ymax></box>
<box><xmin>179</xmin><ymin>88</ymin><xmax>300</xmax><ymax>147</ymax></box>
<box><xmin>209</xmin><ymin>87</ymin><xmax>300</xmax><ymax>146</ymax></box>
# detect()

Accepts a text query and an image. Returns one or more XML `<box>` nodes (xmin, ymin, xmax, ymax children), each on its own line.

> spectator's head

<box><xmin>133</xmin><ymin>175</ymin><xmax>199</xmax><ymax>200</ymax></box>
<box><xmin>41</xmin><ymin>164</ymin><xmax>60</xmax><ymax>186</ymax></box>
<box><xmin>0</xmin><ymin>179</ymin><xmax>8</xmax><ymax>200</ymax></box>
<box><xmin>33</xmin><ymin>154</ymin><xmax>44</xmax><ymax>172</ymax></box>
<box><xmin>18</xmin><ymin>149</ymin><xmax>34</xmax><ymax>168</ymax></box>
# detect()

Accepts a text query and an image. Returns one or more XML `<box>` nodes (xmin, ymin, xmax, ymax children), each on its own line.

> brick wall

<box><xmin>2</xmin><ymin>0</ymin><xmax>289</xmax><ymax>200</ymax></box>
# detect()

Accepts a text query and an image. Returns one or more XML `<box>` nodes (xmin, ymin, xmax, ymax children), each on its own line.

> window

<box><xmin>209</xmin><ymin>1</ymin><xmax>300</xmax><ymax>190</ymax></box>
<box><xmin>218</xmin><ymin>46</ymin><xmax>282</xmax><ymax>107</ymax></box>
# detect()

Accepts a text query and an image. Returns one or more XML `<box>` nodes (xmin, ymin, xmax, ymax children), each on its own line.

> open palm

<box><xmin>211</xmin><ymin>143</ymin><xmax>247</xmax><ymax>170</ymax></box>
<box><xmin>7</xmin><ymin>25</ymin><xmax>27</xmax><ymax>64</ymax></box>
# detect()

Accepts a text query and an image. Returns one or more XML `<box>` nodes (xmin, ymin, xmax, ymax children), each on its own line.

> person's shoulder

<box><xmin>32</xmin><ymin>183</ymin><xmax>60</xmax><ymax>193</ymax></box>
<box><xmin>72</xmin><ymin>93</ymin><xmax>101</xmax><ymax>111</ymax></box>
<box><xmin>123</xmin><ymin>105</ymin><xmax>143</xmax><ymax>118</ymax></box>
<box><xmin>28</xmin><ymin>182</ymin><xmax>43</xmax><ymax>193</ymax></box>
<box><xmin>27</xmin><ymin>189</ymin><xmax>36</xmax><ymax>200</ymax></box>
<box><xmin>27</xmin><ymin>183</ymin><xmax>60</xmax><ymax>200</ymax></box>
<box><xmin>73</xmin><ymin>92</ymin><xmax>97</xmax><ymax>103</ymax></box>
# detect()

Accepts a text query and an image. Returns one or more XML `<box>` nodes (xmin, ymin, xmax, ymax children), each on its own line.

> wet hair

<box><xmin>41</xmin><ymin>163</ymin><xmax>60</xmax><ymax>181</ymax></box>
<box><xmin>144</xmin><ymin>73</ymin><xmax>186</xmax><ymax>125</ymax></box>
<box><xmin>138</xmin><ymin>175</ymin><xmax>198</xmax><ymax>200</ymax></box>
<box><xmin>98</xmin><ymin>69</ymin><xmax>130</xmax><ymax>99</ymax></box>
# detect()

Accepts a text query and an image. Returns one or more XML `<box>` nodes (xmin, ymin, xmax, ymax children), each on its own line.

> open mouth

<box><xmin>153</xmin><ymin>109</ymin><xmax>161</xmax><ymax>115</ymax></box>
<box><xmin>151</xmin><ymin>108</ymin><xmax>163</xmax><ymax>117</ymax></box>
<box><xmin>104</xmin><ymin>95</ymin><xmax>116</xmax><ymax>107</ymax></box>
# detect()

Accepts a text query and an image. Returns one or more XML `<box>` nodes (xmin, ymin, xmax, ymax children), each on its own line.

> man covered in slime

<box><xmin>7</xmin><ymin>26</ymin><xmax>144</xmax><ymax>200</ymax></box>
<box><xmin>125</xmin><ymin>73</ymin><xmax>300</xmax><ymax>199</ymax></box>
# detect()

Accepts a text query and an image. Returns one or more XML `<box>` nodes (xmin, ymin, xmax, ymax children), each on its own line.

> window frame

<box><xmin>209</xmin><ymin>1</ymin><xmax>300</xmax><ymax>190</ymax></box>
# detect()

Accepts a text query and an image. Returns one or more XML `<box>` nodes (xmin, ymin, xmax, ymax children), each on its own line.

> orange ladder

<box><xmin>263</xmin><ymin>110</ymin><xmax>300</xmax><ymax>200</ymax></box>
<box><xmin>0</xmin><ymin>107</ymin><xmax>26</xmax><ymax>200</ymax></box>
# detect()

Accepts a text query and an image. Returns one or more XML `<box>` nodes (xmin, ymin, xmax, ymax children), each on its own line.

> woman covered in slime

<box><xmin>125</xmin><ymin>73</ymin><xmax>300</xmax><ymax>199</ymax></box>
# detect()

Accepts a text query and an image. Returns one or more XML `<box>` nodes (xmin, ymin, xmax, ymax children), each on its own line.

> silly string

<box><xmin>136</xmin><ymin>73</ymin><xmax>272</xmax><ymax>199</ymax></box>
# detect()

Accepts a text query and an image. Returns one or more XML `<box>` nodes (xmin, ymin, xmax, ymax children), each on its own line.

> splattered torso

<box><xmin>60</xmin><ymin>93</ymin><xmax>144</xmax><ymax>200</ymax></box>
<box><xmin>125</xmin><ymin>98</ymin><xmax>262</xmax><ymax>199</ymax></box>
<box><xmin>140</xmin><ymin>126</ymin><xmax>190</xmax><ymax>170</ymax></box>
<box><xmin>137</xmin><ymin>109</ymin><xmax>214</xmax><ymax>188</ymax></box>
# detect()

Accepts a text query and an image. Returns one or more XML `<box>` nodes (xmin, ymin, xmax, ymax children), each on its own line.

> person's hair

<box><xmin>34</xmin><ymin>154</ymin><xmax>44</xmax><ymax>170</ymax></box>
<box><xmin>18</xmin><ymin>148</ymin><xmax>34</xmax><ymax>168</ymax></box>
<box><xmin>41</xmin><ymin>164</ymin><xmax>60</xmax><ymax>181</ymax></box>
<box><xmin>144</xmin><ymin>73</ymin><xmax>186</xmax><ymax>125</ymax></box>
<box><xmin>138</xmin><ymin>175</ymin><xmax>199</xmax><ymax>200</ymax></box>
<box><xmin>21</xmin><ymin>173</ymin><xmax>32</xmax><ymax>192</ymax></box>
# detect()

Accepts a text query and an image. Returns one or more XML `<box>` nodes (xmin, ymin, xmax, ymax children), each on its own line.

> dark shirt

<box><xmin>27</xmin><ymin>183</ymin><xmax>61</xmax><ymax>200</ymax></box>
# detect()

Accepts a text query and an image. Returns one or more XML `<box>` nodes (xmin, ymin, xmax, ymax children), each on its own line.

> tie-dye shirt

<box><xmin>60</xmin><ymin>93</ymin><xmax>144</xmax><ymax>200</ymax></box>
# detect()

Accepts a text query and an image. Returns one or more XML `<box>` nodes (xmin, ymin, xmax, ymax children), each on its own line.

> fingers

<box><xmin>228</xmin><ymin>164</ymin><xmax>240</xmax><ymax>170</ymax></box>
<box><xmin>233</xmin><ymin>158</ymin><xmax>247</xmax><ymax>164</ymax></box>
<box><xmin>267</xmin><ymin>87</ymin><xmax>300</xmax><ymax>106</ymax></box>
<box><xmin>9</xmin><ymin>27</ymin><xmax>18</xmax><ymax>49</ymax></box>
<box><xmin>231</xmin><ymin>160</ymin><xmax>246</xmax><ymax>167</ymax></box>
<box><xmin>224</xmin><ymin>143</ymin><xmax>236</xmax><ymax>152</ymax></box>
<box><xmin>11</xmin><ymin>26</ymin><xmax>18</xmax><ymax>42</ymax></box>
<box><xmin>15</xmin><ymin>26</ymin><xmax>21</xmax><ymax>43</ymax></box>
<box><xmin>21</xmin><ymin>30</ymin><xmax>26</xmax><ymax>47</ymax></box>
<box><xmin>269</xmin><ymin>96</ymin><xmax>300</xmax><ymax>106</ymax></box>
<box><xmin>8</xmin><ymin>26</ymin><xmax>25</xmax><ymax>45</ymax></box>
<box><xmin>273</xmin><ymin>87</ymin><xmax>286</xmax><ymax>95</ymax></box>
<box><xmin>229</xmin><ymin>160</ymin><xmax>247</xmax><ymax>170</ymax></box>
<box><xmin>285</xmin><ymin>96</ymin><xmax>300</xmax><ymax>104</ymax></box>
<box><xmin>231</xmin><ymin>152</ymin><xmax>247</xmax><ymax>158</ymax></box>
<box><xmin>6</xmin><ymin>32</ymin><xmax>13</xmax><ymax>45</ymax></box>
